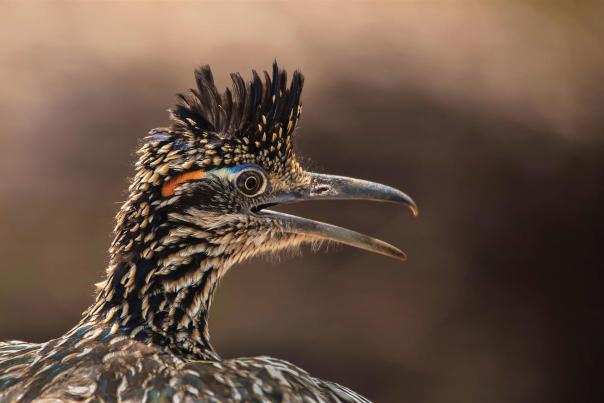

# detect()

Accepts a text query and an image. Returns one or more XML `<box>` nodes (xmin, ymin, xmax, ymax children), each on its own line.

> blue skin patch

<box><xmin>223</xmin><ymin>164</ymin><xmax>259</xmax><ymax>173</ymax></box>
<box><xmin>209</xmin><ymin>164</ymin><xmax>262</xmax><ymax>178</ymax></box>
<box><xmin>147</xmin><ymin>133</ymin><xmax>171</xmax><ymax>142</ymax></box>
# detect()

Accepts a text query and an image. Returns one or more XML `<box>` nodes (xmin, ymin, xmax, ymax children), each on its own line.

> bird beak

<box><xmin>256</xmin><ymin>173</ymin><xmax>417</xmax><ymax>261</ymax></box>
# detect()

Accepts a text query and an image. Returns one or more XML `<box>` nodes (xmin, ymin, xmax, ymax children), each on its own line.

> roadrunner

<box><xmin>0</xmin><ymin>63</ymin><xmax>417</xmax><ymax>402</ymax></box>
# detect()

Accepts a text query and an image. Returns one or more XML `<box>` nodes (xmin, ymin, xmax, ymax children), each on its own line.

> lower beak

<box><xmin>257</xmin><ymin>173</ymin><xmax>417</xmax><ymax>261</ymax></box>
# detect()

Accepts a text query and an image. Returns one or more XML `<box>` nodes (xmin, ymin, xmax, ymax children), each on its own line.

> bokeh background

<box><xmin>1</xmin><ymin>2</ymin><xmax>602</xmax><ymax>402</ymax></box>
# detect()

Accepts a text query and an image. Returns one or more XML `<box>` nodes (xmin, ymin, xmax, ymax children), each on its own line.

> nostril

<box><xmin>314</xmin><ymin>185</ymin><xmax>330</xmax><ymax>195</ymax></box>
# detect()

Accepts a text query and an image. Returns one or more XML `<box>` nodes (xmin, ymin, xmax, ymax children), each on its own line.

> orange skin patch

<box><xmin>161</xmin><ymin>169</ymin><xmax>206</xmax><ymax>197</ymax></box>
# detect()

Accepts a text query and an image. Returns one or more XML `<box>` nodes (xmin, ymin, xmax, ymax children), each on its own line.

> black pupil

<box><xmin>244</xmin><ymin>175</ymin><xmax>258</xmax><ymax>190</ymax></box>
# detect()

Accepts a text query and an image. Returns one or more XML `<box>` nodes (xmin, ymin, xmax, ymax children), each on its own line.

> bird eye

<box><xmin>235</xmin><ymin>169</ymin><xmax>266</xmax><ymax>197</ymax></box>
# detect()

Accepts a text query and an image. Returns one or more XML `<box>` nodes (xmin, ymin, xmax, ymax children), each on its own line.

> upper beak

<box><xmin>256</xmin><ymin>173</ymin><xmax>417</xmax><ymax>261</ymax></box>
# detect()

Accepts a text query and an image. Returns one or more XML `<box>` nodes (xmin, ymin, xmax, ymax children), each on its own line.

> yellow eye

<box><xmin>235</xmin><ymin>169</ymin><xmax>266</xmax><ymax>197</ymax></box>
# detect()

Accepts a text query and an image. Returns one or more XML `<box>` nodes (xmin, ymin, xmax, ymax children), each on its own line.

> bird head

<box><xmin>110</xmin><ymin>63</ymin><xmax>417</xmax><ymax>276</ymax></box>
<box><xmin>88</xmin><ymin>63</ymin><xmax>418</xmax><ymax>353</ymax></box>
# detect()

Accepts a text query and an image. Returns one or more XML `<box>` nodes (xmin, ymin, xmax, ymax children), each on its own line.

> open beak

<box><xmin>255</xmin><ymin>173</ymin><xmax>417</xmax><ymax>261</ymax></box>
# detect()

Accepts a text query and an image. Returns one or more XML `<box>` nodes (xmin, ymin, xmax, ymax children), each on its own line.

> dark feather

<box><xmin>170</xmin><ymin>61</ymin><xmax>304</xmax><ymax>141</ymax></box>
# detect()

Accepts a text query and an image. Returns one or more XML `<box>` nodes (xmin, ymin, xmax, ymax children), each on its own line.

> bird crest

<box><xmin>143</xmin><ymin>62</ymin><xmax>304</xmax><ymax>188</ymax></box>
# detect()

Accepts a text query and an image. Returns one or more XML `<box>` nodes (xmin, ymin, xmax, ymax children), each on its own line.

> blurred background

<box><xmin>1</xmin><ymin>2</ymin><xmax>602</xmax><ymax>402</ymax></box>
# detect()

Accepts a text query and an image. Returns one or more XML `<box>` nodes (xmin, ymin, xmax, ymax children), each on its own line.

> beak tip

<box><xmin>385</xmin><ymin>246</ymin><xmax>407</xmax><ymax>262</ymax></box>
<box><xmin>400</xmin><ymin>196</ymin><xmax>418</xmax><ymax>217</ymax></box>
<box><xmin>410</xmin><ymin>205</ymin><xmax>419</xmax><ymax>217</ymax></box>
<box><xmin>395</xmin><ymin>252</ymin><xmax>408</xmax><ymax>262</ymax></box>
<box><xmin>388</xmin><ymin>189</ymin><xmax>418</xmax><ymax>217</ymax></box>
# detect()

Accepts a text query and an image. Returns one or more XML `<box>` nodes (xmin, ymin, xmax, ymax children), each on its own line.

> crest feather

<box><xmin>170</xmin><ymin>62</ymin><xmax>304</xmax><ymax>140</ymax></box>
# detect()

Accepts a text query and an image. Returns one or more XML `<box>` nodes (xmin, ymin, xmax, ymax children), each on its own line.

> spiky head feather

<box><xmin>147</xmin><ymin>62</ymin><xmax>304</xmax><ymax>176</ymax></box>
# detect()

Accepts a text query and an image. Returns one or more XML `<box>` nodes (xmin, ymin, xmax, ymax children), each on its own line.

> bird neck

<box><xmin>83</xmin><ymin>201</ymin><xmax>231</xmax><ymax>361</ymax></box>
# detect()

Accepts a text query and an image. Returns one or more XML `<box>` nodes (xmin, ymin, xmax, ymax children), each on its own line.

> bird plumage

<box><xmin>0</xmin><ymin>62</ymin><xmax>415</xmax><ymax>402</ymax></box>
<box><xmin>1</xmin><ymin>325</ymin><xmax>368</xmax><ymax>402</ymax></box>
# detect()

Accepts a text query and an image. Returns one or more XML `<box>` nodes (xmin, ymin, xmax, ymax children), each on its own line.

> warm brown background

<box><xmin>1</xmin><ymin>2</ymin><xmax>602</xmax><ymax>403</ymax></box>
